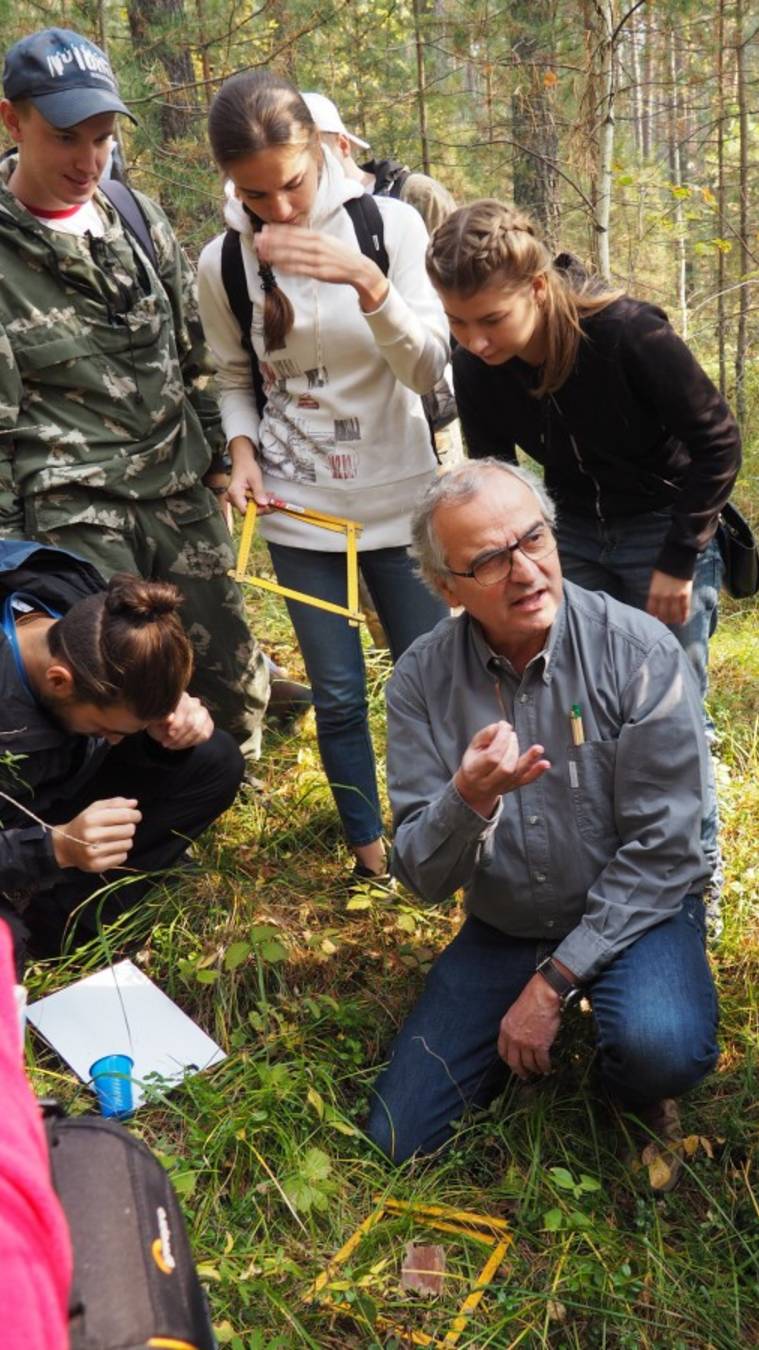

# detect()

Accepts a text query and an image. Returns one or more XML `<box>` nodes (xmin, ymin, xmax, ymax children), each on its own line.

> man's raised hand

<box><xmin>453</xmin><ymin>720</ymin><xmax>550</xmax><ymax>818</ymax></box>
<box><xmin>51</xmin><ymin>798</ymin><xmax>142</xmax><ymax>872</ymax></box>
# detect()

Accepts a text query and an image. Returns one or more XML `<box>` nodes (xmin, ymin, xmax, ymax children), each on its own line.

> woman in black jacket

<box><xmin>426</xmin><ymin>199</ymin><xmax>741</xmax><ymax>911</ymax></box>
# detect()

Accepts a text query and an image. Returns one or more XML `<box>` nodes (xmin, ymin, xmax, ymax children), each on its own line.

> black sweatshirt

<box><xmin>0</xmin><ymin>542</ymin><xmax>187</xmax><ymax>902</ymax></box>
<box><xmin>453</xmin><ymin>295</ymin><xmax>741</xmax><ymax>580</ymax></box>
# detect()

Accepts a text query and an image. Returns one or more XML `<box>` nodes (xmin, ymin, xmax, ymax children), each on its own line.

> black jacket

<box><xmin>0</xmin><ymin>543</ymin><xmax>105</xmax><ymax>896</ymax></box>
<box><xmin>453</xmin><ymin>295</ymin><xmax>741</xmax><ymax>579</ymax></box>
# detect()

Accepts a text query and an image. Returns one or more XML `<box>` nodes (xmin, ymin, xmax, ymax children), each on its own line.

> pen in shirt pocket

<box><xmin>568</xmin><ymin>704</ymin><xmax>584</xmax><ymax>789</ymax></box>
<box><xmin>569</xmin><ymin>703</ymin><xmax>585</xmax><ymax>746</ymax></box>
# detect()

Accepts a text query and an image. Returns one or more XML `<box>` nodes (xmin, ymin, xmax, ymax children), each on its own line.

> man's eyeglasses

<box><xmin>446</xmin><ymin>521</ymin><xmax>557</xmax><ymax>588</ymax></box>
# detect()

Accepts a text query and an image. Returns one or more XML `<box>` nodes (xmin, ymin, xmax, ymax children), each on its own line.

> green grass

<box><xmin>26</xmin><ymin>494</ymin><xmax>759</xmax><ymax>1349</ymax></box>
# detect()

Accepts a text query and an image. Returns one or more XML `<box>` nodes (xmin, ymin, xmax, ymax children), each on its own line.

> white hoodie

<box><xmin>197</xmin><ymin>149</ymin><xmax>449</xmax><ymax>550</ymax></box>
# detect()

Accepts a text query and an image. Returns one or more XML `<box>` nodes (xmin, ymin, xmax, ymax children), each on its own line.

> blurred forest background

<box><xmin>1</xmin><ymin>0</ymin><xmax>757</xmax><ymax>431</ymax></box>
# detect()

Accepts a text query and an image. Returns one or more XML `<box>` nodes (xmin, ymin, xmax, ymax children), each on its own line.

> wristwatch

<box><xmin>536</xmin><ymin>956</ymin><xmax>582</xmax><ymax>1009</ymax></box>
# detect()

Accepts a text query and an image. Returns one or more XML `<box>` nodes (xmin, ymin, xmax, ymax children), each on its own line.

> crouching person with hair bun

<box><xmin>0</xmin><ymin>541</ymin><xmax>244</xmax><ymax>970</ymax></box>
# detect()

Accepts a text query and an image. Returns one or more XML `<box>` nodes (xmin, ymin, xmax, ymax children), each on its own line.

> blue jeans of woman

<box><xmin>556</xmin><ymin>511</ymin><xmax>723</xmax><ymax>891</ymax></box>
<box><xmin>268</xmin><ymin>543</ymin><xmax>447</xmax><ymax>847</ymax></box>
<box><xmin>366</xmin><ymin>900</ymin><xmax>719</xmax><ymax>1163</ymax></box>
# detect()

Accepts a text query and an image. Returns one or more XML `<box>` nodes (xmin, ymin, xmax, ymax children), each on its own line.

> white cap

<box><xmin>301</xmin><ymin>91</ymin><xmax>370</xmax><ymax>150</ymax></box>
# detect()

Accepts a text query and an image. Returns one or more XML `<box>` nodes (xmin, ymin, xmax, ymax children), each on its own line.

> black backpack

<box><xmin>43</xmin><ymin>1102</ymin><xmax>217</xmax><ymax>1350</ymax></box>
<box><xmin>360</xmin><ymin>157</ymin><xmax>411</xmax><ymax>199</ymax></box>
<box><xmin>220</xmin><ymin>194</ymin><xmax>454</xmax><ymax>440</ymax></box>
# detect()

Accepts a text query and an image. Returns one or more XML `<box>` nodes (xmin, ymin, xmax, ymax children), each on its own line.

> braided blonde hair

<box><xmin>426</xmin><ymin>200</ymin><xmax>621</xmax><ymax>397</ymax></box>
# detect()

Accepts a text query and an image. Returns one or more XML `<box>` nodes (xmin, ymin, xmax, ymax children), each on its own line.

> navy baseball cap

<box><xmin>2</xmin><ymin>29</ymin><xmax>135</xmax><ymax>127</ymax></box>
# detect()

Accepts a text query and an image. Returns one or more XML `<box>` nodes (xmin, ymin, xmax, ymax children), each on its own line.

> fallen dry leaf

<box><xmin>682</xmin><ymin>1135</ymin><xmax>700</xmax><ymax>1157</ymax></box>
<box><xmin>400</xmin><ymin>1242</ymin><xmax>446</xmax><ymax>1297</ymax></box>
<box><xmin>647</xmin><ymin>1152</ymin><xmax>675</xmax><ymax>1191</ymax></box>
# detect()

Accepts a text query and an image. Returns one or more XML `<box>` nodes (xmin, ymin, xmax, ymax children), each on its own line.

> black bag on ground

<box><xmin>717</xmin><ymin>502</ymin><xmax>759</xmax><ymax>599</ymax></box>
<box><xmin>43</xmin><ymin>1103</ymin><xmax>217</xmax><ymax>1350</ymax></box>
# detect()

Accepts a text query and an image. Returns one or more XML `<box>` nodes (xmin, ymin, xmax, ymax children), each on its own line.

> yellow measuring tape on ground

<box><xmin>303</xmin><ymin>1196</ymin><xmax>511</xmax><ymax>1345</ymax></box>
<box><xmin>229</xmin><ymin>501</ymin><xmax>364</xmax><ymax>626</ymax></box>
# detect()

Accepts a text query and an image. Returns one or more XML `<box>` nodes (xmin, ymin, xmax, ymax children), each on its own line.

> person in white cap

<box><xmin>301</xmin><ymin>92</ymin><xmax>463</xmax><ymax>478</ymax></box>
<box><xmin>302</xmin><ymin>91</ymin><xmax>456</xmax><ymax>236</ymax></box>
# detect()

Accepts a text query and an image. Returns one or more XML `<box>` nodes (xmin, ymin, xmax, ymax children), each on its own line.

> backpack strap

<box><xmin>388</xmin><ymin>168</ymin><xmax>410</xmax><ymax>199</ymax></box>
<box><xmin>99</xmin><ymin>179</ymin><xmax>157</xmax><ymax>270</ymax></box>
<box><xmin>221</xmin><ymin>229</ymin><xmax>267</xmax><ymax>418</ymax></box>
<box><xmin>343</xmin><ymin>194</ymin><xmax>390</xmax><ymax>277</ymax></box>
<box><xmin>345</xmin><ymin>195</ymin><xmax>442</xmax><ymax>459</ymax></box>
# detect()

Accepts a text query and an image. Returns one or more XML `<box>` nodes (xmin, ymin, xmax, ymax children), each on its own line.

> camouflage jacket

<box><xmin>0</xmin><ymin>157</ymin><xmax>225</xmax><ymax>538</ymax></box>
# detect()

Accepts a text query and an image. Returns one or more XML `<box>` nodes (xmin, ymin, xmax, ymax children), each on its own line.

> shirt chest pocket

<box><xmin>567</xmin><ymin>740</ymin><xmax>619</xmax><ymax>844</ymax></box>
<box><xmin>15</xmin><ymin>301</ymin><xmax>173</xmax><ymax>381</ymax></box>
<box><xmin>14</xmin><ymin>329</ymin><xmax>103</xmax><ymax>381</ymax></box>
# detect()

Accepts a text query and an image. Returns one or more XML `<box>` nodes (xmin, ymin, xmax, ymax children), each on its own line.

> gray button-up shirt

<box><xmin>387</xmin><ymin>581</ymin><xmax>709</xmax><ymax>982</ymax></box>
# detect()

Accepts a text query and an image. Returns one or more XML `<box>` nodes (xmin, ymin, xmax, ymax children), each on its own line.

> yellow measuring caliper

<box><xmin>229</xmin><ymin>501</ymin><xmax>364</xmax><ymax>626</ymax></box>
<box><xmin>303</xmin><ymin>1196</ymin><xmax>512</xmax><ymax>1346</ymax></box>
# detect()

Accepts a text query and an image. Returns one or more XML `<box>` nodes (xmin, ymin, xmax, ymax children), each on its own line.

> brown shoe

<box><xmin>266</xmin><ymin>677</ymin><xmax>312</xmax><ymax>725</ymax></box>
<box><xmin>638</xmin><ymin>1098</ymin><xmax>684</xmax><ymax>1193</ymax></box>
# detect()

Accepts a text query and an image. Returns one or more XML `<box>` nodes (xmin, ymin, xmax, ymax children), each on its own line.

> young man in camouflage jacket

<box><xmin>0</xmin><ymin>28</ymin><xmax>270</xmax><ymax>753</ymax></box>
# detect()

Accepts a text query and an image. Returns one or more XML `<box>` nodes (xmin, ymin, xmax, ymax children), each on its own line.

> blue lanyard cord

<box><xmin>1</xmin><ymin>592</ymin><xmax>62</xmax><ymax>695</ymax></box>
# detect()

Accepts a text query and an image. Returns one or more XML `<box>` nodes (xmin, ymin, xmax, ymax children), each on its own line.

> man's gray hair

<box><xmin>410</xmin><ymin>458</ymin><xmax>557</xmax><ymax>592</ymax></box>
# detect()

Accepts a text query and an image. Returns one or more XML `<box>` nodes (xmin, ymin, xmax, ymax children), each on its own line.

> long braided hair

<box><xmin>208</xmin><ymin>70</ymin><xmax>320</xmax><ymax>352</ymax></box>
<box><xmin>426</xmin><ymin>200</ymin><xmax>622</xmax><ymax>397</ymax></box>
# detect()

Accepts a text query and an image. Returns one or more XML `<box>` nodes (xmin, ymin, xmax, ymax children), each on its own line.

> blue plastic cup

<box><xmin>90</xmin><ymin>1053</ymin><xmax>135</xmax><ymax>1118</ymax></box>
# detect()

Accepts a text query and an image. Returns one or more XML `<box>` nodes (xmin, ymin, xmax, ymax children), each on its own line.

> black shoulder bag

<box><xmin>717</xmin><ymin>502</ymin><xmax>759</xmax><ymax>599</ymax></box>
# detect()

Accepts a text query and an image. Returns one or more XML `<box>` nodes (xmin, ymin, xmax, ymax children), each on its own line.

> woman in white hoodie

<box><xmin>197</xmin><ymin>71</ymin><xmax>449</xmax><ymax>879</ymax></box>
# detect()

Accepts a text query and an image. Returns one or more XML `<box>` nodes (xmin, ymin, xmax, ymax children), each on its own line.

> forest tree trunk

<box><xmin>716</xmin><ymin>0</ymin><xmax>727</xmax><ymax>395</ymax></box>
<box><xmin>734</xmin><ymin>0</ymin><xmax>749</xmax><ymax>425</ymax></box>
<box><xmin>595</xmin><ymin>0</ymin><xmax>615</xmax><ymax>279</ymax></box>
<box><xmin>511</xmin><ymin>0</ymin><xmax>559</xmax><ymax>244</ymax></box>
<box><xmin>667</xmin><ymin>25</ymin><xmax>688</xmax><ymax>337</ymax></box>
<box><xmin>412</xmin><ymin>0</ymin><xmax>431</xmax><ymax>175</ymax></box>
<box><xmin>127</xmin><ymin>0</ymin><xmax>199</xmax><ymax>143</ymax></box>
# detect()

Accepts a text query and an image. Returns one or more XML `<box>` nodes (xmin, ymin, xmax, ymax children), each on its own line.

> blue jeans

<box><xmin>367</xmin><ymin>900</ymin><xmax>719</xmax><ymax>1163</ymax></box>
<box><xmin>556</xmin><ymin>510</ymin><xmax>722</xmax><ymax>700</ymax></box>
<box><xmin>557</xmin><ymin>511</ymin><xmax>723</xmax><ymax>884</ymax></box>
<box><xmin>268</xmin><ymin>543</ymin><xmax>447</xmax><ymax>846</ymax></box>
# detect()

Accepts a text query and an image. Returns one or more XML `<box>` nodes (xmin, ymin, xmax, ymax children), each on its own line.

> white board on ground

<box><xmin>27</xmin><ymin>958</ymin><xmax>226</xmax><ymax>1109</ymax></box>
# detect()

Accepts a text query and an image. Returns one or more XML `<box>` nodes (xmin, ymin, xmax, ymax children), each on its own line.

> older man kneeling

<box><xmin>367</xmin><ymin>460</ymin><xmax>718</xmax><ymax>1189</ymax></box>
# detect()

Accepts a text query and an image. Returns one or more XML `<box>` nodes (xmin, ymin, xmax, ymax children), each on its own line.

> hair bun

<box><xmin>105</xmin><ymin>574</ymin><xmax>183</xmax><ymax>623</ymax></box>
